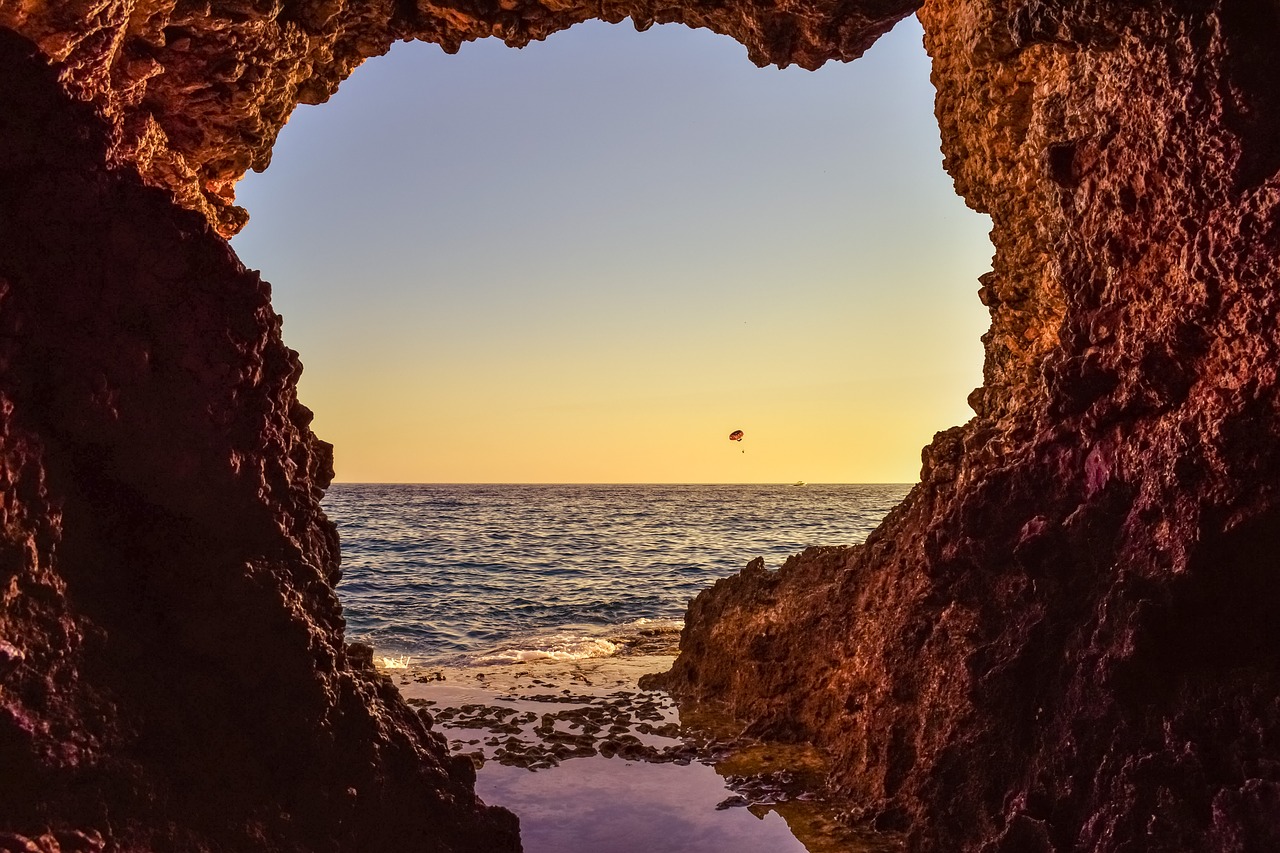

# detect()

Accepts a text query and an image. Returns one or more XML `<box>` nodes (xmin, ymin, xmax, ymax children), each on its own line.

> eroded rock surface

<box><xmin>0</xmin><ymin>31</ymin><xmax>517</xmax><ymax>852</ymax></box>
<box><xmin>0</xmin><ymin>0</ymin><xmax>916</xmax><ymax>236</ymax></box>
<box><xmin>656</xmin><ymin>0</ymin><xmax>1280</xmax><ymax>849</ymax></box>
<box><xmin>3</xmin><ymin>0</ymin><xmax>1280</xmax><ymax>847</ymax></box>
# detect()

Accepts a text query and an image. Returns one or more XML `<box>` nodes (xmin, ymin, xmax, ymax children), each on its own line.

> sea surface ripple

<box><xmin>327</xmin><ymin>484</ymin><xmax>909</xmax><ymax>665</ymax></box>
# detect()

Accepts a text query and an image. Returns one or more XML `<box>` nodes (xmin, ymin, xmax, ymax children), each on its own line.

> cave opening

<box><xmin>230</xmin><ymin>15</ymin><xmax>991</xmax><ymax>485</ymax></box>
<box><xmin>224</xmin><ymin>13</ymin><xmax>992</xmax><ymax>852</ymax></box>
<box><xmin>10</xmin><ymin>0</ymin><xmax>1280</xmax><ymax>846</ymax></box>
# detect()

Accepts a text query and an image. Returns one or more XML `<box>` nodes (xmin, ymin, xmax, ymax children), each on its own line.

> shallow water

<box><xmin>395</xmin><ymin>657</ymin><xmax>902</xmax><ymax>853</ymax></box>
<box><xmin>480</xmin><ymin>758</ymin><xmax>807</xmax><ymax>853</ymax></box>
<box><xmin>329</xmin><ymin>483</ymin><xmax>908</xmax><ymax>665</ymax></box>
<box><xmin>335</xmin><ymin>484</ymin><xmax>911</xmax><ymax>852</ymax></box>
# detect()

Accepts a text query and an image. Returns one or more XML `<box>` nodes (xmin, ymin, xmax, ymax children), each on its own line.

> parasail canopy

<box><xmin>729</xmin><ymin>430</ymin><xmax>744</xmax><ymax>441</ymax></box>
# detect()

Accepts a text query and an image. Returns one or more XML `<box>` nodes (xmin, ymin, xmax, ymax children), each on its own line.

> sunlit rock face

<box><xmin>658</xmin><ymin>0</ymin><xmax>1280</xmax><ymax>851</ymax></box>
<box><xmin>0</xmin><ymin>0</ymin><xmax>913</xmax><ymax>236</ymax></box>
<box><xmin>2</xmin><ymin>0</ymin><xmax>1279</xmax><ymax>848</ymax></box>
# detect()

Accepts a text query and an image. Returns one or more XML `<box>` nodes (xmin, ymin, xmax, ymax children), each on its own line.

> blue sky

<box><xmin>231</xmin><ymin>15</ymin><xmax>993</xmax><ymax>483</ymax></box>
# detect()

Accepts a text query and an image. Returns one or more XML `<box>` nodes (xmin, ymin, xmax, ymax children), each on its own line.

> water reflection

<box><xmin>389</xmin><ymin>654</ymin><xmax>902</xmax><ymax>852</ymax></box>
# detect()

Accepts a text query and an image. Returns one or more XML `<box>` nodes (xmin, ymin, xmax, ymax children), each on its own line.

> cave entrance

<box><xmin>229</xmin><ymin>15</ymin><xmax>990</xmax><ymax>852</ymax></box>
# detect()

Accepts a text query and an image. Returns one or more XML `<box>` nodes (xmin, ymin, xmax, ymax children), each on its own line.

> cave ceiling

<box><xmin>0</xmin><ymin>0</ymin><xmax>920</xmax><ymax>236</ymax></box>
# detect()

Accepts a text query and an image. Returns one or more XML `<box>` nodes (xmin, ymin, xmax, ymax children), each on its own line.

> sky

<box><xmin>230</xmin><ymin>15</ymin><xmax>993</xmax><ymax>484</ymax></box>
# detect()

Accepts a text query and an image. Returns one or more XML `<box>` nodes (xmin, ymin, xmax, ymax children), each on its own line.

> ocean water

<box><xmin>327</xmin><ymin>484</ymin><xmax>909</xmax><ymax>666</ymax></box>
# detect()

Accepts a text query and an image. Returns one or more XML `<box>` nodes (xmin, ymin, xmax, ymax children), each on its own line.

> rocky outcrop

<box><xmin>655</xmin><ymin>0</ymin><xmax>1280</xmax><ymax>850</ymax></box>
<box><xmin>0</xmin><ymin>31</ymin><xmax>516</xmax><ymax>852</ymax></box>
<box><xmin>3</xmin><ymin>0</ymin><xmax>1280</xmax><ymax>847</ymax></box>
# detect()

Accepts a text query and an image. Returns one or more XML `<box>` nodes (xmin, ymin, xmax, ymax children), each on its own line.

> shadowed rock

<box><xmin>4</xmin><ymin>0</ymin><xmax>1280</xmax><ymax>848</ymax></box>
<box><xmin>0</xmin><ymin>30</ymin><xmax>517</xmax><ymax>852</ymax></box>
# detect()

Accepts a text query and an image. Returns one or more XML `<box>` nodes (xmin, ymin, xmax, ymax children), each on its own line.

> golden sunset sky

<box><xmin>231</xmin><ymin>16</ymin><xmax>992</xmax><ymax>483</ymax></box>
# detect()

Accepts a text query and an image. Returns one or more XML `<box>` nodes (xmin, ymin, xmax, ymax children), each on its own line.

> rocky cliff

<box><xmin>2</xmin><ymin>0</ymin><xmax>1279</xmax><ymax>849</ymax></box>
<box><xmin>0</xmin><ymin>29</ymin><xmax>518</xmax><ymax>852</ymax></box>
<box><xmin>657</xmin><ymin>0</ymin><xmax>1280</xmax><ymax>850</ymax></box>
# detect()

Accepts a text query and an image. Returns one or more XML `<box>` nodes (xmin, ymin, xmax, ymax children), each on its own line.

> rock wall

<box><xmin>3</xmin><ymin>0</ymin><xmax>1280</xmax><ymax>848</ymax></box>
<box><xmin>656</xmin><ymin>0</ymin><xmax>1280</xmax><ymax>850</ymax></box>
<box><xmin>0</xmin><ymin>30</ymin><xmax>517</xmax><ymax>852</ymax></box>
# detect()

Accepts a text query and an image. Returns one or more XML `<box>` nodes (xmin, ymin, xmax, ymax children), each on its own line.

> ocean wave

<box><xmin>609</xmin><ymin>618</ymin><xmax>683</xmax><ymax>656</ymax></box>
<box><xmin>472</xmin><ymin>618</ymin><xmax>686</xmax><ymax>665</ymax></box>
<box><xmin>477</xmin><ymin>634</ymin><xmax>620</xmax><ymax>664</ymax></box>
<box><xmin>330</xmin><ymin>484</ymin><xmax>908</xmax><ymax>664</ymax></box>
<box><xmin>624</xmin><ymin>617</ymin><xmax>684</xmax><ymax>630</ymax></box>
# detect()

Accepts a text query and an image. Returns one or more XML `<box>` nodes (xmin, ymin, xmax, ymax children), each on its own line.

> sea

<box><xmin>327</xmin><ymin>484</ymin><xmax>910</xmax><ymax>667</ymax></box>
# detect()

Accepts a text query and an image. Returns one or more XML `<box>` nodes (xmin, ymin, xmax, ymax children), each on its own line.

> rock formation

<box><xmin>656</xmin><ymin>1</ymin><xmax>1280</xmax><ymax>849</ymax></box>
<box><xmin>3</xmin><ymin>0</ymin><xmax>1280</xmax><ymax>848</ymax></box>
<box><xmin>0</xmin><ymin>0</ymin><xmax>912</xmax><ymax>237</ymax></box>
<box><xmin>0</xmin><ymin>30</ymin><xmax>517</xmax><ymax>853</ymax></box>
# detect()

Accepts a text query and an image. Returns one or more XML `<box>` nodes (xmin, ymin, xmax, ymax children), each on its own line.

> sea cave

<box><xmin>3</xmin><ymin>0</ymin><xmax>1280</xmax><ymax>849</ymax></box>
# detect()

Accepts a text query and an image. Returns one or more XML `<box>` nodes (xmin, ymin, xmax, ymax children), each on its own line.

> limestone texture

<box><xmin>3</xmin><ymin>0</ymin><xmax>1280</xmax><ymax>847</ymax></box>
<box><xmin>0</xmin><ymin>30</ymin><xmax>517</xmax><ymax>853</ymax></box>
<box><xmin>653</xmin><ymin>0</ymin><xmax>1280</xmax><ymax>850</ymax></box>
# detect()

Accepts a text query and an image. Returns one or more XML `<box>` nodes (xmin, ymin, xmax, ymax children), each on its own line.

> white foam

<box><xmin>378</xmin><ymin>654</ymin><xmax>412</xmax><ymax>669</ymax></box>
<box><xmin>477</xmin><ymin>635</ymin><xmax>620</xmax><ymax>664</ymax></box>
<box><xmin>626</xmin><ymin>617</ymin><xmax>684</xmax><ymax>630</ymax></box>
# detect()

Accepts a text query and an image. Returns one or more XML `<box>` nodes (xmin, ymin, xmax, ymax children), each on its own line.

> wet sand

<box><xmin>388</xmin><ymin>654</ymin><xmax>901</xmax><ymax>853</ymax></box>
